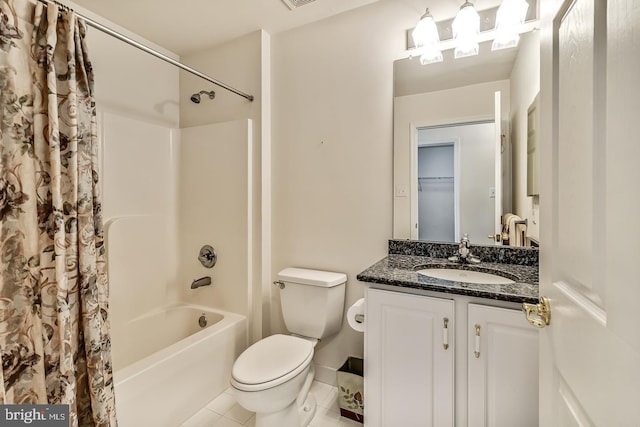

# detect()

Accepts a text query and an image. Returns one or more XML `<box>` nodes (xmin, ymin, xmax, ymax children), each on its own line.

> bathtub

<box><xmin>112</xmin><ymin>304</ymin><xmax>247</xmax><ymax>427</ymax></box>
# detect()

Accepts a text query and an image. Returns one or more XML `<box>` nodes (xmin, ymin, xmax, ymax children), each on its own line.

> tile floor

<box><xmin>181</xmin><ymin>381</ymin><xmax>363</xmax><ymax>427</ymax></box>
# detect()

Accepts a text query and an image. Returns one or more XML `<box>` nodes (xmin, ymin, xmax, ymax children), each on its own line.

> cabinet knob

<box><xmin>522</xmin><ymin>297</ymin><xmax>551</xmax><ymax>328</ymax></box>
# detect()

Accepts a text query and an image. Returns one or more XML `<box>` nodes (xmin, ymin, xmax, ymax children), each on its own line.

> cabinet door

<box><xmin>467</xmin><ymin>304</ymin><xmax>538</xmax><ymax>427</ymax></box>
<box><xmin>365</xmin><ymin>288</ymin><xmax>454</xmax><ymax>427</ymax></box>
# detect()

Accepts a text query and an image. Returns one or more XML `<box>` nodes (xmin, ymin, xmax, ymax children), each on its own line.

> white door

<box><xmin>538</xmin><ymin>0</ymin><xmax>640</xmax><ymax>424</ymax></box>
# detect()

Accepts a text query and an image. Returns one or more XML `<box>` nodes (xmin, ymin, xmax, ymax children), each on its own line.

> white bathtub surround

<box><xmin>182</xmin><ymin>382</ymin><xmax>362</xmax><ymax>427</ymax></box>
<box><xmin>113</xmin><ymin>305</ymin><xmax>247</xmax><ymax>427</ymax></box>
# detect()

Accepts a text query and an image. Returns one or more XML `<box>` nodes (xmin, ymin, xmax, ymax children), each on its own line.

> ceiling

<box><xmin>68</xmin><ymin>0</ymin><xmax>513</xmax><ymax>56</ymax></box>
<box><xmin>67</xmin><ymin>0</ymin><xmax>531</xmax><ymax>94</ymax></box>
<box><xmin>68</xmin><ymin>0</ymin><xmax>383</xmax><ymax>55</ymax></box>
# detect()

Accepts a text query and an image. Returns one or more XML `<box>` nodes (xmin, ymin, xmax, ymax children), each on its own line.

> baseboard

<box><xmin>313</xmin><ymin>364</ymin><xmax>337</xmax><ymax>386</ymax></box>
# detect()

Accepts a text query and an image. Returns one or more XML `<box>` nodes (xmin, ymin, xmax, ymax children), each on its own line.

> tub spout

<box><xmin>191</xmin><ymin>276</ymin><xmax>212</xmax><ymax>289</ymax></box>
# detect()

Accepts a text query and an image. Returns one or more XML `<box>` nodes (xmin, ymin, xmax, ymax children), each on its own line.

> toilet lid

<box><xmin>232</xmin><ymin>334</ymin><xmax>313</xmax><ymax>388</ymax></box>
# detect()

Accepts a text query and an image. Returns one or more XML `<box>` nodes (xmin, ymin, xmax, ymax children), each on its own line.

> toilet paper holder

<box><xmin>347</xmin><ymin>298</ymin><xmax>366</xmax><ymax>332</ymax></box>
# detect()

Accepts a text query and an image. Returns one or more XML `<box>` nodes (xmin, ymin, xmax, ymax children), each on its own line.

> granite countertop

<box><xmin>356</xmin><ymin>254</ymin><xmax>539</xmax><ymax>304</ymax></box>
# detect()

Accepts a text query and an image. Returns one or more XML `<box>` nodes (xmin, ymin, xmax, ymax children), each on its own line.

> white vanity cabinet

<box><xmin>365</xmin><ymin>288</ymin><xmax>538</xmax><ymax>427</ymax></box>
<box><xmin>467</xmin><ymin>304</ymin><xmax>538</xmax><ymax>427</ymax></box>
<box><xmin>365</xmin><ymin>288</ymin><xmax>455</xmax><ymax>427</ymax></box>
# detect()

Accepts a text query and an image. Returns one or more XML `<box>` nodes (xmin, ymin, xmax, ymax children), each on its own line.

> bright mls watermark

<box><xmin>0</xmin><ymin>405</ymin><xmax>69</xmax><ymax>426</ymax></box>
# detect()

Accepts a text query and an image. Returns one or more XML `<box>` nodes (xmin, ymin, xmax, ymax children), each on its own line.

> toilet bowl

<box><xmin>231</xmin><ymin>334</ymin><xmax>317</xmax><ymax>427</ymax></box>
<box><xmin>230</xmin><ymin>268</ymin><xmax>347</xmax><ymax>427</ymax></box>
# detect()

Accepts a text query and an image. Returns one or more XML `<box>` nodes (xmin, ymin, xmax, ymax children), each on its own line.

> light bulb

<box><xmin>492</xmin><ymin>0</ymin><xmax>529</xmax><ymax>50</ymax></box>
<box><xmin>453</xmin><ymin>1</ymin><xmax>480</xmax><ymax>58</ymax></box>
<box><xmin>412</xmin><ymin>9</ymin><xmax>443</xmax><ymax>65</ymax></box>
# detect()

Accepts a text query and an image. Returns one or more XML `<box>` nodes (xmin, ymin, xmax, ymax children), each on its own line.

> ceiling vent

<box><xmin>281</xmin><ymin>0</ymin><xmax>317</xmax><ymax>10</ymax></box>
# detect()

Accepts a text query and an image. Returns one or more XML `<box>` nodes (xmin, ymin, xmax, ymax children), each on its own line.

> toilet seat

<box><xmin>231</xmin><ymin>334</ymin><xmax>314</xmax><ymax>392</ymax></box>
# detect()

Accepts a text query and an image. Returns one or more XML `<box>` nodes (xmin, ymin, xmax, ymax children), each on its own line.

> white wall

<box><xmin>179</xmin><ymin>31</ymin><xmax>268</xmax><ymax>343</ymax></box>
<box><xmin>87</xmin><ymin>17</ymin><xmax>181</xmax><ymax>127</ymax></box>
<box><xmin>177</xmin><ymin>120</ymin><xmax>253</xmax><ymax>318</ymax></box>
<box><xmin>179</xmin><ymin>31</ymin><xmax>262</xmax><ymax>130</ymax></box>
<box><xmin>91</xmin><ymin>35</ymin><xmax>180</xmax><ymax>297</ymax></box>
<box><xmin>394</xmin><ymin>80</ymin><xmax>511</xmax><ymax>239</ymax></box>
<box><xmin>87</xmin><ymin>24</ymin><xmax>181</xmax><ymax>368</ymax></box>
<box><xmin>271</xmin><ymin>0</ymin><xmax>411</xmax><ymax>382</ymax></box>
<box><xmin>510</xmin><ymin>30</ymin><xmax>541</xmax><ymax>241</ymax></box>
<box><xmin>102</xmin><ymin>115</ymin><xmax>177</xmax><ymax>331</ymax></box>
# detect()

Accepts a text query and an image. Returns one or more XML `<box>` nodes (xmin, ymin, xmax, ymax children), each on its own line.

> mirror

<box><xmin>393</xmin><ymin>30</ymin><xmax>541</xmax><ymax>247</ymax></box>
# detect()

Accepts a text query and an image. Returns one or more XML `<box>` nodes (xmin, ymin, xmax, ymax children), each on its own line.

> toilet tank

<box><xmin>277</xmin><ymin>268</ymin><xmax>347</xmax><ymax>340</ymax></box>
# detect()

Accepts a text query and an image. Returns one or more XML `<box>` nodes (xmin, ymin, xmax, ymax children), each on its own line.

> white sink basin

<box><xmin>416</xmin><ymin>268</ymin><xmax>515</xmax><ymax>285</ymax></box>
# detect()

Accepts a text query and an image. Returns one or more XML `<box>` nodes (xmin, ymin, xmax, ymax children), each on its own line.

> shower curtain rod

<box><xmin>36</xmin><ymin>0</ymin><xmax>255</xmax><ymax>102</ymax></box>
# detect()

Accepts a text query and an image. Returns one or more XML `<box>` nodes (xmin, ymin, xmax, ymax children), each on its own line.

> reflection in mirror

<box><xmin>393</xmin><ymin>31</ymin><xmax>540</xmax><ymax>247</ymax></box>
<box><xmin>417</xmin><ymin>122</ymin><xmax>496</xmax><ymax>243</ymax></box>
<box><xmin>526</xmin><ymin>94</ymin><xmax>540</xmax><ymax>197</ymax></box>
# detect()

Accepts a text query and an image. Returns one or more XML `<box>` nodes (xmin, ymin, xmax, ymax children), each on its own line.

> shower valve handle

<box><xmin>198</xmin><ymin>245</ymin><xmax>217</xmax><ymax>268</ymax></box>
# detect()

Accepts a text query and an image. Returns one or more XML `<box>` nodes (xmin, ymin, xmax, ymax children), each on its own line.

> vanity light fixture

<box><xmin>452</xmin><ymin>1</ymin><xmax>480</xmax><ymax>58</ymax></box>
<box><xmin>408</xmin><ymin>0</ymin><xmax>537</xmax><ymax>65</ymax></box>
<box><xmin>411</xmin><ymin>8</ymin><xmax>443</xmax><ymax>65</ymax></box>
<box><xmin>492</xmin><ymin>0</ymin><xmax>529</xmax><ymax>50</ymax></box>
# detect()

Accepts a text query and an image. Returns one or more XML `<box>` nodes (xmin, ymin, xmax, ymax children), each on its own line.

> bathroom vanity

<box><xmin>357</xmin><ymin>240</ymin><xmax>539</xmax><ymax>427</ymax></box>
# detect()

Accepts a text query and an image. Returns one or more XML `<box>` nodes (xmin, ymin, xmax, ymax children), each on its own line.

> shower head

<box><xmin>190</xmin><ymin>90</ymin><xmax>216</xmax><ymax>104</ymax></box>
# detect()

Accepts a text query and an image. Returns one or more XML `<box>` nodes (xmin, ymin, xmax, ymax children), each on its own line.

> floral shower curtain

<box><xmin>0</xmin><ymin>0</ymin><xmax>117</xmax><ymax>425</ymax></box>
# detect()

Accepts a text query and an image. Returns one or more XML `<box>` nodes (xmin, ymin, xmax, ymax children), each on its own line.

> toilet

<box><xmin>231</xmin><ymin>268</ymin><xmax>347</xmax><ymax>427</ymax></box>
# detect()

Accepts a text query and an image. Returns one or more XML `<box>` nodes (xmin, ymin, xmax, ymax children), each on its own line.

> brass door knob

<box><xmin>522</xmin><ymin>297</ymin><xmax>551</xmax><ymax>328</ymax></box>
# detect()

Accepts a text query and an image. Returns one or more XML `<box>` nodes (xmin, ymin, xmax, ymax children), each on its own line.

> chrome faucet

<box><xmin>448</xmin><ymin>234</ymin><xmax>481</xmax><ymax>264</ymax></box>
<box><xmin>191</xmin><ymin>276</ymin><xmax>212</xmax><ymax>289</ymax></box>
